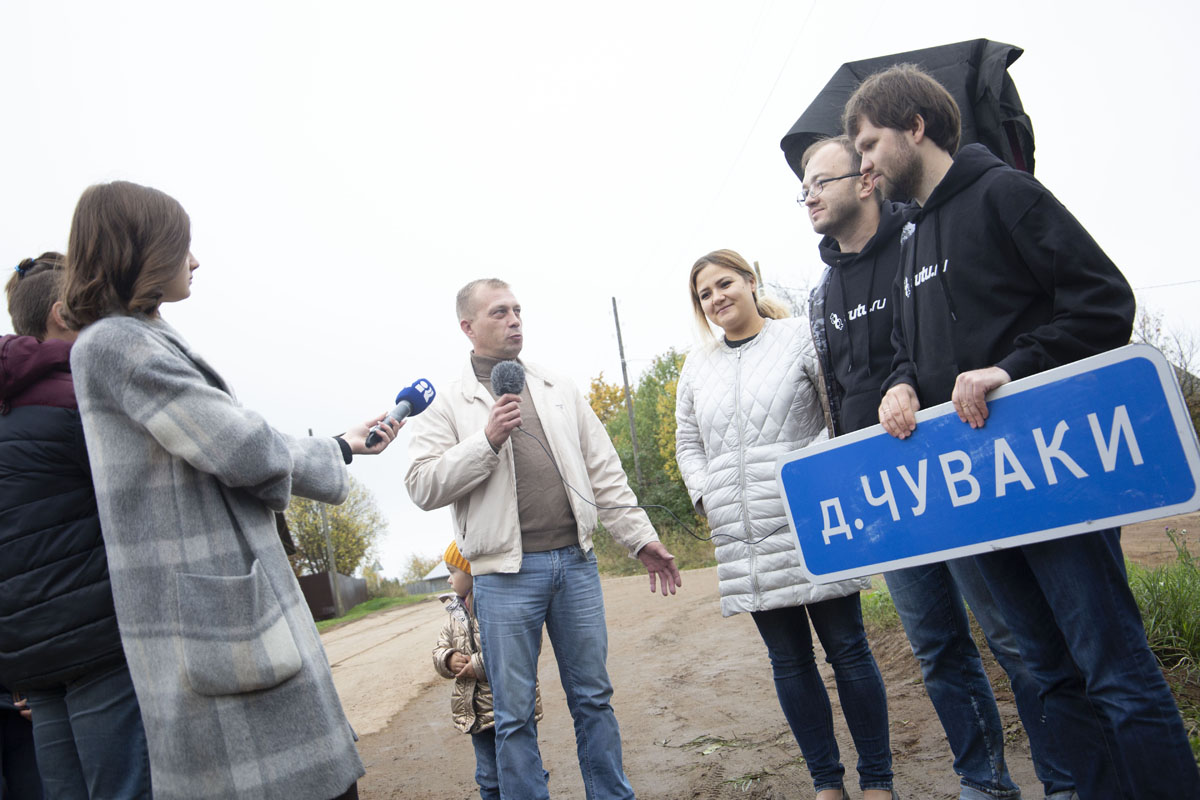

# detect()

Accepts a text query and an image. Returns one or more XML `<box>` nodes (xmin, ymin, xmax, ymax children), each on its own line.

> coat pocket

<box><xmin>176</xmin><ymin>559</ymin><xmax>302</xmax><ymax>696</ymax></box>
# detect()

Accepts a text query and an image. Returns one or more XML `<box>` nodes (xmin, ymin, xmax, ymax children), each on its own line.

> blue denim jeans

<box><xmin>887</xmin><ymin>558</ymin><xmax>1082</xmax><ymax>800</ymax></box>
<box><xmin>24</xmin><ymin>662</ymin><xmax>150</xmax><ymax>800</ymax></box>
<box><xmin>974</xmin><ymin>529</ymin><xmax>1200</xmax><ymax>799</ymax></box>
<box><xmin>750</xmin><ymin>593</ymin><xmax>893</xmax><ymax>794</ymax></box>
<box><xmin>886</xmin><ymin>562</ymin><xmax>1019</xmax><ymax>800</ymax></box>
<box><xmin>471</xmin><ymin>728</ymin><xmax>500</xmax><ymax>800</ymax></box>
<box><xmin>474</xmin><ymin>546</ymin><xmax>633</xmax><ymax>800</ymax></box>
<box><xmin>950</xmin><ymin>557</ymin><xmax>1088</xmax><ymax>800</ymax></box>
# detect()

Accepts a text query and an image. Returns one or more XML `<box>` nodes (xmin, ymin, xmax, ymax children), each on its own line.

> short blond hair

<box><xmin>455</xmin><ymin>278</ymin><xmax>510</xmax><ymax>322</ymax></box>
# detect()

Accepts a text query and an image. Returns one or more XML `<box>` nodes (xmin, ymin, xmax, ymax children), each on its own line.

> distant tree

<box><xmin>361</xmin><ymin>559</ymin><xmax>385</xmax><ymax>593</ymax></box>
<box><xmin>588</xmin><ymin>348</ymin><xmax>713</xmax><ymax>574</ymax></box>
<box><xmin>764</xmin><ymin>279</ymin><xmax>810</xmax><ymax>322</ymax></box>
<box><xmin>286</xmin><ymin>476</ymin><xmax>386</xmax><ymax>576</ymax></box>
<box><xmin>588</xmin><ymin>372</ymin><xmax>627</xmax><ymax>426</ymax></box>
<box><xmin>1133</xmin><ymin>306</ymin><xmax>1200</xmax><ymax>435</ymax></box>
<box><xmin>655</xmin><ymin>374</ymin><xmax>682</xmax><ymax>483</ymax></box>
<box><xmin>603</xmin><ymin>348</ymin><xmax>695</xmax><ymax>523</ymax></box>
<box><xmin>401</xmin><ymin>552</ymin><xmax>443</xmax><ymax>583</ymax></box>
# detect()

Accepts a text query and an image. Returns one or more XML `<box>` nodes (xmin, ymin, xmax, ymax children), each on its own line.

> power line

<box><xmin>1135</xmin><ymin>279</ymin><xmax>1200</xmax><ymax>291</ymax></box>
<box><xmin>693</xmin><ymin>1</ymin><xmax>818</xmax><ymax>237</ymax></box>
<box><xmin>765</xmin><ymin>278</ymin><xmax>1200</xmax><ymax>294</ymax></box>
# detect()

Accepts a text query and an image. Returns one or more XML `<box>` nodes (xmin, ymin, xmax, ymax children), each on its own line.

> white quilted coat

<box><xmin>675</xmin><ymin>317</ymin><xmax>872</xmax><ymax>616</ymax></box>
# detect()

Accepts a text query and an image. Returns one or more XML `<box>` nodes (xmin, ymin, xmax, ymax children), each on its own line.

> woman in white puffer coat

<box><xmin>675</xmin><ymin>250</ymin><xmax>896</xmax><ymax>800</ymax></box>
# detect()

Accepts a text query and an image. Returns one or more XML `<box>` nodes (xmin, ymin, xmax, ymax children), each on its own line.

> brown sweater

<box><xmin>472</xmin><ymin>354</ymin><xmax>577</xmax><ymax>553</ymax></box>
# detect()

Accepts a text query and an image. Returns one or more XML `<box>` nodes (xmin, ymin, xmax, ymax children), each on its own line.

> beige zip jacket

<box><xmin>405</xmin><ymin>357</ymin><xmax>658</xmax><ymax>576</ymax></box>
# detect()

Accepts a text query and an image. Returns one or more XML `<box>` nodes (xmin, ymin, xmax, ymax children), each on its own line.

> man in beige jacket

<box><xmin>405</xmin><ymin>278</ymin><xmax>680</xmax><ymax>800</ymax></box>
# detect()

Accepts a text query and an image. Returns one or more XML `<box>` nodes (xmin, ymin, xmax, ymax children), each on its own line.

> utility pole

<box><xmin>611</xmin><ymin>297</ymin><xmax>644</xmax><ymax>487</ymax></box>
<box><xmin>310</xmin><ymin>428</ymin><xmax>344</xmax><ymax>618</ymax></box>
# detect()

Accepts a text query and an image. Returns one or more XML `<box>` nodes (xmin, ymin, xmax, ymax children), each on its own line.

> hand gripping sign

<box><xmin>776</xmin><ymin>345</ymin><xmax>1200</xmax><ymax>584</ymax></box>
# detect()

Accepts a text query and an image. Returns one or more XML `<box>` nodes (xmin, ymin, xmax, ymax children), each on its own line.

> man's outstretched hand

<box><xmin>637</xmin><ymin>541</ymin><xmax>681</xmax><ymax>597</ymax></box>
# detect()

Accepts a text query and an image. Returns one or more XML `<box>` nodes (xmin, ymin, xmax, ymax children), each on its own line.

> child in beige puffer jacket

<box><xmin>433</xmin><ymin>541</ymin><xmax>543</xmax><ymax>799</ymax></box>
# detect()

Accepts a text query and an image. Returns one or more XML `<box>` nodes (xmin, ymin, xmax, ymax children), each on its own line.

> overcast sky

<box><xmin>5</xmin><ymin>0</ymin><xmax>1197</xmax><ymax>579</ymax></box>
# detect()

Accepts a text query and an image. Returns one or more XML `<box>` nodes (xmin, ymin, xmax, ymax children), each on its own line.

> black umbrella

<box><xmin>780</xmin><ymin>38</ymin><xmax>1034</xmax><ymax>180</ymax></box>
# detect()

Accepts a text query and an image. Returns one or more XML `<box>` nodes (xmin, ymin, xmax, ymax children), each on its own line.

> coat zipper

<box><xmin>733</xmin><ymin>347</ymin><xmax>759</xmax><ymax>605</ymax></box>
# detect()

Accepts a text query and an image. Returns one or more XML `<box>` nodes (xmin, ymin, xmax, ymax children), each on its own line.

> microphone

<box><xmin>365</xmin><ymin>379</ymin><xmax>437</xmax><ymax>447</ymax></box>
<box><xmin>490</xmin><ymin>361</ymin><xmax>525</xmax><ymax>397</ymax></box>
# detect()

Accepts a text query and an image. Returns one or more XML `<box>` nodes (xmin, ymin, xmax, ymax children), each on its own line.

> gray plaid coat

<box><xmin>71</xmin><ymin>315</ymin><xmax>363</xmax><ymax>800</ymax></box>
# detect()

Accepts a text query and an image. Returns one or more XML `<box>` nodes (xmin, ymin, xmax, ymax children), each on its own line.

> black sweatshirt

<box><xmin>810</xmin><ymin>201</ymin><xmax>911</xmax><ymax>434</ymax></box>
<box><xmin>882</xmin><ymin>144</ymin><xmax>1135</xmax><ymax>407</ymax></box>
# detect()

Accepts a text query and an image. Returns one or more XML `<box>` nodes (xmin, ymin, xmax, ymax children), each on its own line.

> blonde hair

<box><xmin>688</xmin><ymin>249</ymin><xmax>788</xmax><ymax>339</ymax></box>
<box><xmin>455</xmin><ymin>278</ymin><xmax>510</xmax><ymax>322</ymax></box>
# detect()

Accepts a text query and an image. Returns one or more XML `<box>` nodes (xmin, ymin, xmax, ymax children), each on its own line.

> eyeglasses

<box><xmin>796</xmin><ymin>172</ymin><xmax>862</xmax><ymax>203</ymax></box>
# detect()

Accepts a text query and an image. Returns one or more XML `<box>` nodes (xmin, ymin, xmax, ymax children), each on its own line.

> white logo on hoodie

<box><xmin>829</xmin><ymin>312</ymin><xmax>844</xmax><ymax>331</ymax></box>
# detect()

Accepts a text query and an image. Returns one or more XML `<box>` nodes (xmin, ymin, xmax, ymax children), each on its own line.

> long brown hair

<box><xmin>5</xmin><ymin>252</ymin><xmax>66</xmax><ymax>338</ymax></box>
<box><xmin>688</xmin><ymin>249</ymin><xmax>788</xmax><ymax>339</ymax></box>
<box><xmin>62</xmin><ymin>181</ymin><xmax>191</xmax><ymax>329</ymax></box>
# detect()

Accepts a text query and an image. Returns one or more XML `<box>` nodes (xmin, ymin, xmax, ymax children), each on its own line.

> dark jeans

<box><xmin>1</xmin><ymin>708</ymin><xmax>43</xmax><ymax>800</ymax></box>
<box><xmin>25</xmin><ymin>663</ymin><xmax>150</xmax><ymax>800</ymax></box>
<box><xmin>974</xmin><ymin>529</ymin><xmax>1200</xmax><ymax>799</ymax></box>
<box><xmin>887</xmin><ymin>557</ymin><xmax>1083</xmax><ymax>799</ymax></box>
<box><xmin>751</xmin><ymin>593</ymin><xmax>893</xmax><ymax>794</ymax></box>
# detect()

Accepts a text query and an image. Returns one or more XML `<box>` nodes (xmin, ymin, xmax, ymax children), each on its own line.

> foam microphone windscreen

<box><xmin>490</xmin><ymin>360</ymin><xmax>526</xmax><ymax>397</ymax></box>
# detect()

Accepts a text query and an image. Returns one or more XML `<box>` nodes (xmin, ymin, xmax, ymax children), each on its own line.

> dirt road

<box><xmin>326</xmin><ymin>517</ymin><xmax>1194</xmax><ymax>799</ymax></box>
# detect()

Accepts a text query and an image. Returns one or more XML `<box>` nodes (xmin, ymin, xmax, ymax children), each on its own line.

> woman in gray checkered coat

<box><xmin>61</xmin><ymin>181</ymin><xmax>401</xmax><ymax>800</ymax></box>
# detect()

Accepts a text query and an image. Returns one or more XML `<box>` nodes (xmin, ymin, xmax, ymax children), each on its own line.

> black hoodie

<box><xmin>883</xmin><ymin>144</ymin><xmax>1134</xmax><ymax>407</ymax></box>
<box><xmin>809</xmin><ymin>201</ymin><xmax>911</xmax><ymax>434</ymax></box>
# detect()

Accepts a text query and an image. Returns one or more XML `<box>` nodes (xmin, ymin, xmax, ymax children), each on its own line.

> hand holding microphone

<box><xmin>485</xmin><ymin>361</ymin><xmax>525</xmax><ymax>451</ymax></box>
<box><xmin>362</xmin><ymin>379</ymin><xmax>437</xmax><ymax>449</ymax></box>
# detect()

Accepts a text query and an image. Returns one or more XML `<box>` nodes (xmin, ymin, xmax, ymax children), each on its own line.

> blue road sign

<box><xmin>776</xmin><ymin>345</ymin><xmax>1200</xmax><ymax>583</ymax></box>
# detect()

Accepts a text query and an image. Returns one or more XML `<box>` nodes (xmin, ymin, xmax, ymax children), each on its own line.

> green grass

<box><xmin>594</xmin><ymin>521</ymin><xmax>718</xmax><ymax>576</ymax></box>
<box><xmin>315</xmin><ymin>594</ymin><xmax>433</xmax><ymax>632</ymax></box>
<box><xmin>1128</xmin><ymin>529</ymin><xmax>1200</xmax><ymax>667</ymax></box>
<box><xmin>1127</xmin><ymin>528</ymin><xmax>1200</xmax><ymax>760</ymax></box>
<box><xmin>860</xmin><ymin>576</ymin><xmax>901</xmax><ymax>630</ymax></box>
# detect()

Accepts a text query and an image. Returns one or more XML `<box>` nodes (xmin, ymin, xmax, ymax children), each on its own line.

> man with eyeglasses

<box><xmin>797</xmin><ymin>135</ymin><xmax>1078</xmax><ymax>800</ymax></box>
<box><xmin>846</xmin><ymin>64</ymin><xmax>1199</xmax><ymax>797</ymax></box>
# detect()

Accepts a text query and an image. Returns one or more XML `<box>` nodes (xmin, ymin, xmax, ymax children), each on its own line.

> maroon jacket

<box><xmin>0</xmin><ymin>334</ymin><xmax>75</xmax><ymax>411</ymax></box>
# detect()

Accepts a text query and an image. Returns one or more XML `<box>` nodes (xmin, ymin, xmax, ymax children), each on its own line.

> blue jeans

<box><xmin>974</xmin><ymin>529</ymin><xmax>1200</xmax><ymax>799</ymax></box>
<box><xmin>471</xmin><ymin>728</ymin><xmax>500</xmax><ymax>800</ymax></box>
<box><xmin>474</xmin><ymin>546</ymin><xmax>633</xmax><ymax>800</ymax></box>
<box><xmin>887</xmin><ymin>559</ymin><xmax>1081</xmax><ymax>799</ymax></box>
<box><xmin>471</xmin><ymin>727</ymin><xmax>547</xmax><ymax>800</ymax></box>
<box><xmin>951</xmin><ymin>557</ymin><xmax>1087</xmax><ymax>800</ymax></box>
<box><xmin>750</xmin><ymin>593</ymin><xmax>893</xmax><ymax>794</ymax></box>
<box><xmin>25</xmin><ymin>663</ymin><xmax>150</xmax><ymax>800</ymax></box>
